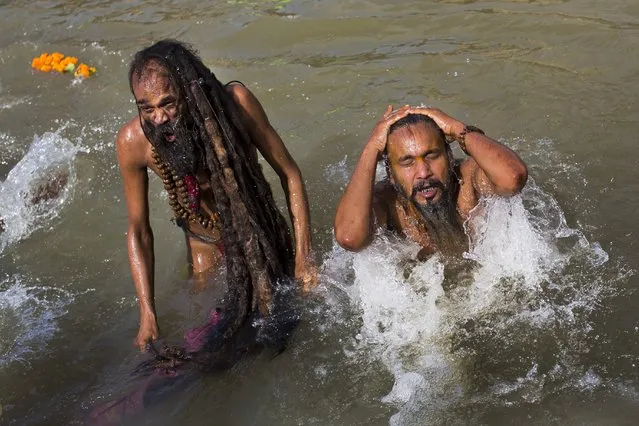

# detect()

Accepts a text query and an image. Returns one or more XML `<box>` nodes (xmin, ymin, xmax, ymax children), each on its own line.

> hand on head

<box><xmin>404</xmin><ymin>106</ymin><xmax>465</xmax><ymax>140</ymax></box>
<box><xmin>367</xmin><ymin>104</ymin><xmax>465</xmax><ymax>155</ymax></box>
<box><xmin>366</xmin><ymin>104</ymin><xmax>412</xmax><ymax>154</ymax></box>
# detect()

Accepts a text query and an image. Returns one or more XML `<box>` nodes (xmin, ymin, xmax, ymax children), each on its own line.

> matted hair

<box><xmin>129</xmin><ymin>39</ymin><xmax>296</xmax><ymax>367</ymax></box>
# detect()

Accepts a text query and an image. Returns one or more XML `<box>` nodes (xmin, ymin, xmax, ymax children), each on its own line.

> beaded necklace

<box><xmin>151</xmin><ymin>147</ymin><xmax>219</xmax><ymax>232</ymax></box>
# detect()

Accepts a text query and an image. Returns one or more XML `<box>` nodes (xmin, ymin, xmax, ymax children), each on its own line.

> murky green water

<box><xmin>1</xmin><ymin>0</ymin><xmax>638</xmax><ymax>424</ymax></box>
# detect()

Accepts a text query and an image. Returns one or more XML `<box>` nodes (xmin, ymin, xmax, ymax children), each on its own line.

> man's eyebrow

<box><xmin>136</xmin><ymin>95</ymin><xmax>176</xmax><ymax>107</ymax></box>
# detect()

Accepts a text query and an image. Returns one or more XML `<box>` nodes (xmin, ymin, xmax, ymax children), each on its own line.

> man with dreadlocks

<box><xmin>335</xmin><ymin>105</ymin><xmax>528</xmax><ymax>257</ymax></box>
<box><xmin>115</xmin><ymin>40</ymin><xmax>315</xmax><ymax>354</ymax></box>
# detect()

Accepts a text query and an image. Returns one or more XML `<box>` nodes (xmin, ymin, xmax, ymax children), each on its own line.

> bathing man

<box><xmin>334</xmin><ymin>105</ymin><xmax>528</xmax><ymax>257</ymax></box>
<box><xmin>116</xmin><ymin>40</ymin><xmax>316</xmax><ymax>352</ymax></box>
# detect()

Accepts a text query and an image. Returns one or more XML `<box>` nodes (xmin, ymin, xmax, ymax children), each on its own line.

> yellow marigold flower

<box><xmin>75</xmin><ymin>63</ymin><xmax>90</xmax><ymax>78</ymax></box>
<box><xmin>32</xmin><ymin>52</ymin><xmax>95</xmax><ymax>78</ymax></box>
<box><xmin>61</xmin><ymin>56</ymin><xmax>78</xmax><ymax>67</ymax></box>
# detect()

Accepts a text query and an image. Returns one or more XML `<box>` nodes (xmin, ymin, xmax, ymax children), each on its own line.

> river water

<box><xmin>1</xmin><ymin>0</ymin><xmax>638</xmax><ymax>424</ymax></box>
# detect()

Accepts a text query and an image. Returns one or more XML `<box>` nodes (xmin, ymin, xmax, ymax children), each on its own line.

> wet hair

<box><xmin>388</xmin><ymin>113</ymin><xmax>446</xmax><ymax>144</ymax></box>
<box><xmin>128</xmin><ymin>40</ymin><xmax>187</xmax><ymax>94</ymax></box>
<box><xmin>128</xmin><ymin>40</ymin><xmax>295</xmax><ymax>366</ymax></box>
<box><xmin>129</xmin><ymin>41</ymin><xmax>203</xmax><ymax>178</ymax></box>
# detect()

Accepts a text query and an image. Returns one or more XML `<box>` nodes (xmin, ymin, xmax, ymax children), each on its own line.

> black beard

<box><xmin>393</xmin><ymin>174</ymin><xmax>466</xmax><ymax>253</ymax></box>
<box><xmin>142</xmin><ymin>116</ymin><xmax>200</xmax><ymax>178</ymax></box>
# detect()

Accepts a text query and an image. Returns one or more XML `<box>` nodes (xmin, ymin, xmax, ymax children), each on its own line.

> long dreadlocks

<box><xmin>129</xmin><ymin>40</ymin><xmax>294</xmax><ymax>361</ymax></box>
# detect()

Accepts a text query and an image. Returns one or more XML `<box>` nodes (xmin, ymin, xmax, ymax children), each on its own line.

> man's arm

<box><xmin>462</xmin><ymin>130</ymin><xmax>528</xmax><ymax>197</ymax></box>
<box><xmin>334</xmin><ymin>105</ymin><xmax>410</xmax><ymax>251</ymax></box>
<box><xmin>408</xmin><ymin>107</ymin><xmax>528</xmax><ymax>197</ymax></box>
<box><xmin>227</xmin><ymin>84</ymin><xmax>316</xmax><ymax>290</ymax></box>
<box><xmin>115</xmin><ymin>121</ymin><xmax>158</xmax><ymax>351</ymax></box>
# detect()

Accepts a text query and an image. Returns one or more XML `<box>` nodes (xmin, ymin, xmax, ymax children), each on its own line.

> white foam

<box><xmin>0</xmin><ymin>95</ymin><xmax>29</xmax><ymax>110</ymax></box>
<box><xmin>0</xmin><ymin>131</ymin><xmax>79</xmax><ymax>253</ymax></box>
<box><xmin>320</xmin><ymin>176</ymin><xmax>617</xmax><ymax>424</ymax></box>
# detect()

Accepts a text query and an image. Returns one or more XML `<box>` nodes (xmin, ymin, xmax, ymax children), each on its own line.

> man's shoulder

<box><xmin>116</xmin><ymin>116</ymin><xmax>149</xmax><ymax>165</ymax></box>
<box><xmin>224</xmin><ymin>81</ymin><xmax>251</xmax><ymax>105</ymax></box>
<box><xmin>117</xmin><ymin>116</ymin><xmax>145</xmax><ymax>144</ymax></box>
<box><xmin>224</xmin><ymin>81</ymin><xmax>271</xmax><ymax>136</ymax></box>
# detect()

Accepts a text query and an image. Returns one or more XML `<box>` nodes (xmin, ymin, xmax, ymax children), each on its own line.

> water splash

<box><xmin>0</xmin><ymin>131</ymin><xmax>79</xmax><ymax>253</ymax></box>
<box><xmin>0</xmin><ymin>78</ymin><xmax>29</xmax><ymax>111</ymax></box>
<box><xmin>320</xmin><ymin>179</ymin><xmax>620</xmax><ymax>425</ymax></box>
<box><xmin>323</xmin><ymin>154</ymin><xmax>349</xmax><ymax>184</ymax></box>
<box><xmin>0</xmin><ymin>274</ymin><xmax>80</xmax><ymax>368</ymax></box>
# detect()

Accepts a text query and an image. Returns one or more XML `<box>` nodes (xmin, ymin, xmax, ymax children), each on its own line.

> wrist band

<box><xmin>458</xmin><ymin>125</ymin><xmax>485</xmax><ymax>155</ymax></box>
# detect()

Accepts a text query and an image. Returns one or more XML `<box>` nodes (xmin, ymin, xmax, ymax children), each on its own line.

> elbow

<box><xmin>127</xmin><ymin>222</ymin><xmax>153</xmax><ymax>245</ymax></box>
<box><xmin>512</xmin><ymin>162</ymin><xmax>528</xmax><ymax>193</ymax></box>
<box><xmin>283</xmin><ymin>165</ymin><xmax>303</xmax><ymax>189</ymax></box>
<box><xmin>334</xmin><ymin>226</ymin><xmax>369</xmax><ymax>252</ymax></box>
<box><xmin>497</xmin><ymin>163</ymin><xmax>528</xmax><ymax>196</ymax></box>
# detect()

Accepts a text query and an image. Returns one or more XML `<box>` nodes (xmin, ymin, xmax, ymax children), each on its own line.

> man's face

<box><xmin>132</xmin><ymin>67</ymin><xmax>181</xmax><ymax>142</ymax></box>
<box><xmin>132</xmin><ymin>65</ymin><xmax>199</xmax><ymax>177</ymax></box>
<box><xmin>386</xmin><ymin>122</ymin><xmax>451</xmax><ymax>208</ymax></box>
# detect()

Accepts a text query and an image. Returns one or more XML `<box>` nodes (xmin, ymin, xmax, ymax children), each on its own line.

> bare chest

<box><xmin>145</xmin><ymin>145</ymin><xmax>220</xmax><ymax>240</ymax></box>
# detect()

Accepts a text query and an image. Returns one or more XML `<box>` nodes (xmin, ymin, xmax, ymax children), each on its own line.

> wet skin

<box><xmin>379</xmin><ymin>123</ymin><xmax>463</xmax><ymax>253</ymax></box>
<box><xmin>386</xmin><ymin>123</ymin><xmax>451</xmax><ymax>207</ymax></box>
<box><xmin>132</xmin><ymin>66</ymin><xmax>223</xmax><ymax>274</ymax></box>
<box><xmin>334</xmin><ymin>106</ymin><xmax>529</xmax><ymax>254</ymax></box>
<box><xmin>117</xmin><ymin>63</ymin><xmax>315</xmax><ymax>351</ymax></box>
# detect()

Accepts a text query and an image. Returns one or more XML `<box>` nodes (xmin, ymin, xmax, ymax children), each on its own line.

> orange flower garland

<box><xmin>31</xmin><ymin>52</ymin><xmax>96</xmax><ymax>78</ymax></box>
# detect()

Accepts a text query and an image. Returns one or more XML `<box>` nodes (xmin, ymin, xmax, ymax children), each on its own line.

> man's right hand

<box><xmin>135</xmin><ymin>315</ymin><xmax>160</xmax><ymax>352</ymax></box>
<box><xmin>366</xmin><ymin>104</ymin><xmax>411</xmax><ymax>154</ymax></box>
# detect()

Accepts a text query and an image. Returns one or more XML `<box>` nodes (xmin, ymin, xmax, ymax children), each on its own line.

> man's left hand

<box><xmin>295</xmin><ymin>257</ymin><xmax>318</xmax><ymax>294</ymax></box>
<box><xmin>408</xmin><ymin>107</ymin><xmax>465</xmax><ymax>140</ymax></box>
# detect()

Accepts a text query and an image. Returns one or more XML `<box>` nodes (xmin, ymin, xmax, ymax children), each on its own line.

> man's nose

<box><xmin>415</xmin><ymin>159</ymin><xmax>432</xmax><ymax>179</ymax></box>
<box><xmin>151</xmin><ymin>108</ymin><xmax>169</xmax><ymax>125</ymax></box>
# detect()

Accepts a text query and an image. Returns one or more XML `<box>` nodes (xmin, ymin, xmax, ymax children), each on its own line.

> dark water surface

<box><xmin>1</xmin><ymin>0</ymin><xmax>638</xmax><ymax>425</ymax></box>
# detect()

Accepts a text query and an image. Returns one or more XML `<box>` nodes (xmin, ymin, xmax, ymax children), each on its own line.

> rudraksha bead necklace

<box><xmin>151</xmin><ymin>147</ymin><xmax>219</xmax><ymax>231</ymax></box>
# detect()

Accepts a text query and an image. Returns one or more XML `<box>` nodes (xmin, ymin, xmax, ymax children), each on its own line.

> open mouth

<box><xmin>416</xmin><ymin>186</ymin><xmax>438</xmax><ymax>201</ymax></box>
<box><xmin>412</xmin><ymin>180</ymin><xmax>443</xmax><ymax>202</ymax></box>
<box><xmin>165</xmin><ymin>133</ymin><xmax>176</xmax><ymax>142</ymax></box>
